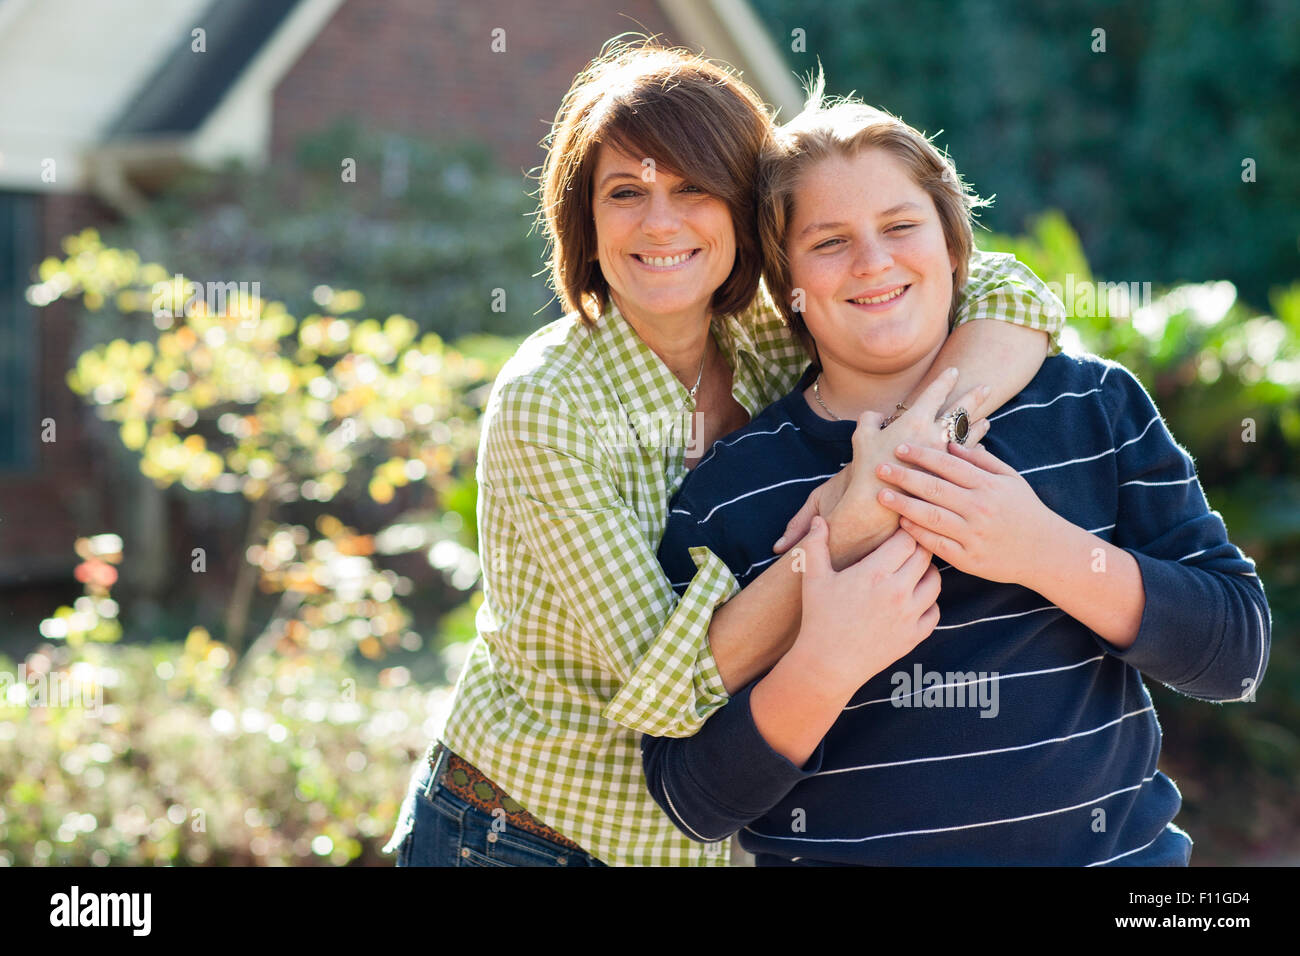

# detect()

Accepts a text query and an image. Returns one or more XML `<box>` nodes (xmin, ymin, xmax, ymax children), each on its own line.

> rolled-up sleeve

<box><xmin>957</xmin><ymin>250</ymin><xmax>1068</xmax><ymax>356</ymax></box>
<box><xmin>485</xmin><ymin>377</ymin><xmax>732</xmax><ymax>737</ymax></box>
<box><xmin>647</xmin><ymin>486</ymin><xmax>827</xmax><ymax>842</ymax></box>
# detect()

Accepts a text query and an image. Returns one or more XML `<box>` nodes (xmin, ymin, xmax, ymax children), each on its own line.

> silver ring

<box><xmin>944</xmin><ymin>407</ymin><xmax>970</xmax><ymax>445</ymax></box>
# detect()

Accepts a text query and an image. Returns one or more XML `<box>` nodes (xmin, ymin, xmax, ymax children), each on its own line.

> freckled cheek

<box><xmin>901</xmin><ymin>232</ymin><xmax>949</xmax><ymax>273</ymax></box>
<box><xmin>795</xmin><ymin>262</ymin><xmax>839</xmax><ymax>303</ymax></box>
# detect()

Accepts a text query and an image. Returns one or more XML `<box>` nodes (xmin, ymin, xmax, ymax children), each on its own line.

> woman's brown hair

<box><xmin>757</xmin><ymin>72</ymin><xmax>991</xmax><ymax>364</ymax></box>
<box><xmin>537</xmin><ymin>37</ymin><xmax>774</xmax><ymax>325</ymax></box>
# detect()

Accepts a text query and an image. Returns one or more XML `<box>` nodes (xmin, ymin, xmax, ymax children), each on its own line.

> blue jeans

<box><xmin>383</xmin><ymin>744</ymin><xmax>606</xmax><ymax>867</ymax></box>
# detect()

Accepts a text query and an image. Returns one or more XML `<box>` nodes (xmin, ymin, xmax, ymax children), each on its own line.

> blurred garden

<box><xmin>2</xmin><ymin>1</ymin><xmax>1297</xmax><ymax>867</ymax></box>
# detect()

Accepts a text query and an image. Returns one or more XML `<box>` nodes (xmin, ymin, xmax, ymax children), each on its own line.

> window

<box><xmin>0</xmin><ymin>191</ymin><xmax>40</xmax><ymax>472</ymax></box>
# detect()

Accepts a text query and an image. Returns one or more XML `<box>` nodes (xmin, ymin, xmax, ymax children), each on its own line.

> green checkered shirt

<box><xmin>438</xmin><ymin>250</ymin><xmax>1065</xmax><ymax>866</ymax></box>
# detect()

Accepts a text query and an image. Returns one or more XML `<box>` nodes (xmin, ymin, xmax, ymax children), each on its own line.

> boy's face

<box><xmin>785</xmin><ymin>147</ymin><xmax>957</xmax><ymax>376</ymax></box>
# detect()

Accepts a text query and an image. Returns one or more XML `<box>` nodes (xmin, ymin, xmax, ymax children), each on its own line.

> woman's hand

<box><xmin>874</xmin><ymin>440</ymin><xmax>1060</xmax><ymax>585</ymax></box>
<box><xmin>773</xmin><ymin>368</ymin><xmax>991</xmax><ymax>566</ymax></box>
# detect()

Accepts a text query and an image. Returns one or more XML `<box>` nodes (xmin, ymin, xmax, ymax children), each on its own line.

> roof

<box><xmin>0</xmin><ymin>0</ymin><xmax>799</xmax><ymax>200</ymax></box>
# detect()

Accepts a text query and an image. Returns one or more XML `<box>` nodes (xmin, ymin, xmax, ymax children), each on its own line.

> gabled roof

<box><xmin>107</xmin><ymin>0</ymin><xmax>301</xmax><ymax>137</ymax></box>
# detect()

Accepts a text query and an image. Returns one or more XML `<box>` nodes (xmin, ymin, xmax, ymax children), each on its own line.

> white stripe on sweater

<box><xmin>932</xmin><ymin>604</ymin><xmax>1058</xmax><ymax>631</ymax></box>
<box><xmin>988</xmin><ymin>388</ymin><xmax>1102</xmax><ymax>421</ymax></box>
<box><xmin>693</xmin><ymin>420</ymin><xmax>801</xmax><ymax>473</ymax></box>
<box><xmin>819</xmin><ymin>706</ymin><xmax>1154</xmax><ymax>775</ymax></box>
<box><xmin>743</xmin><ymin>774</ymin><xmax>1160</xmax><ymax>844</ymax></box>
<box><xmin>1085</xmin><ymin>825</ymin><xmax>1190</xmax><ymax>866</ymax></box>
<box><xmin>696</xmin><ymin>474</ymin><xmax>834</xmax><ymax>524</ymax></box>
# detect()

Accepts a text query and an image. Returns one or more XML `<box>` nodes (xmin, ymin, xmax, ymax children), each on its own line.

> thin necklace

<box><xmin>814</xmin><ymin>373</ymin><xmax>910</xmax><ymax>427</ymax></box>
<box><xmin>812</xmin><ymin>373</ymin><xmax>840</xmax><ymax>420</ymax></box>
<box><xmin>685</xmin><ymin>342</ymin><xmax>707</xmax><ymax>404</ymax></box>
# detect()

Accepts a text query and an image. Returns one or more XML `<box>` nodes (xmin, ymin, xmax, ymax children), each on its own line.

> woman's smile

<box><xmin>632</xmin><ymin>248</ymin><xmax>703</xmax><ymax>271</ymax></box>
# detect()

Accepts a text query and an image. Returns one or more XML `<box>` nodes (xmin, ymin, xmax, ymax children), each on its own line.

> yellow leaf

<box><xmin>121</xmin><ymin>418</ymin><xmax>147</xmax><ymax>450</ymax></box>
<box><xmin>369</xmin><ymin>477</ymin><xmax>394</xmax><ymax>504</ymax></box>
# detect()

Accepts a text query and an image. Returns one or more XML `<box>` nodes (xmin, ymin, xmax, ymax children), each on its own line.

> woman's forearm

<box><xmin>707</xmin><ymin>513</ymin><xmax>898</xmax><ymax>693</ymax></box>
<box><xmin>904</xmin><ymin>319</ymin><xmax>1050</xmax><ymax>414</ymax></box>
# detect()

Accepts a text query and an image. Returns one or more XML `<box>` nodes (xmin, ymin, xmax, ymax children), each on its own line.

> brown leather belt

<box><xmin>430</xmin><ymin>743</ymin><xmax>586</xmax><ymax>854</ymax></box>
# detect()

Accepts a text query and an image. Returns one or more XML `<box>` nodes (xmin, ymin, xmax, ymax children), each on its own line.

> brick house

<box><xmin>0</xmin><ymin>0</ymin><xmax>796</xmax><ymax>623</ymax></box>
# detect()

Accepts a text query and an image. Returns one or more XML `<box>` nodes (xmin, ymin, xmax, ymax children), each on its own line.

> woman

<box><xmin>644</xmin><ymin>89</ymin><xmax>1272</xmax><ymax>865</ymax></box>
<box><xmin>384</xmin><ymin>40</ymin><xmax>1065</xmax><ymax>867</ymax></box>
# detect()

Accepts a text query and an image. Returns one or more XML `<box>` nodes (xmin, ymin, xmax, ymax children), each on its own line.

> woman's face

<box><xmin>786</xmin><ymin>147</ymin><xmax>957</xmax><ymax>375</ymax></box>
<box><xmin>592</xmin><ymin>144</ymin><xmax>737</xmax><ymax>326</ymax></box>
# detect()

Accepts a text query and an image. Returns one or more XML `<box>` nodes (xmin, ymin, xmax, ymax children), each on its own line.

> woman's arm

<box><xmin>486</xmin><ymin>375</ymin><xmax>738</xmax><ymax>737</ymax></box>
<box><xmin>643</xmin><ymin>519</ymin><xmax>939</xmax><ymax>842</ymax></box>
<box><xmin>903</xmin><ymin>318</ymin><xmax>1048</xmax><ymax>423</ymax></box>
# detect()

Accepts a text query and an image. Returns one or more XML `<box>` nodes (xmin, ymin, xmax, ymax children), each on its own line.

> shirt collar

<box><xmin>587</xmin><ymin>299</ymin><xmax>709</xmax><ymax>457</ymax></box>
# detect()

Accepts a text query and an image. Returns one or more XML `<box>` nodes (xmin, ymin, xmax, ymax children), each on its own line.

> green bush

<box><xmin>0</xmin><ymin>638</ymin><xmax>442</xmax><ymax>866</ymax></box>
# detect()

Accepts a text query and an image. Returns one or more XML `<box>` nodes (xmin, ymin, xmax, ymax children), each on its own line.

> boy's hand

<box><xmin>789</xmin><ymin>516</ymin><xmax>941</xmax><ymax>698</ymax></box>
<box><xmin>873</xmin><ymin>440</ymin><xmax>1060</xmax><ymax>586</ymax></box>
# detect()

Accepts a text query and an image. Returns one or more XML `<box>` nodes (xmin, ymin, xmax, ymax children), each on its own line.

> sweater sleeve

<box><xmin>640</xmin><ymin>683</ymin><xmax>828</xmax><ymax>842</ymax></box>
<box><xmin>646</xmin><ymin>492</ymin><xmax>828</xmax><ymax>841</ymax></box>
<box><xmin>1098</xmin><ymin>362</ymin><xmax>1271</xmax><ymax>701</ymax></box>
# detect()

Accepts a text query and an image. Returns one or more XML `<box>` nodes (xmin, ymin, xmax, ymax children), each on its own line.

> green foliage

<box><xmin>30</xmin><ymin>229</ymin><xmax>511</xmax><ymax>664</ymax></box>
<box><xmin>753</xmin><ymin>0</ymin><xmax>1300</xmax><ymax>310</ymax></box>
<box><xmin>983</xmin><ymin>213</ymin><xmax>1300</xmax><ymax>492</ymax></box>
<box><xmin>0</xmin><ymin>639</ymin><xmax>440</xmax><ymax>865</ymax></box>
<box><xmin>14</xmin><ymin>123</ymin><xmax>554</xmax><ymax>865</ymax></box>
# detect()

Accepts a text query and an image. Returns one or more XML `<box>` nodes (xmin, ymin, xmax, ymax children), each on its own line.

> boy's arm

<box><xmin>880</xmin><ymin>362</ymin><xmax>1271</xmax><ymax>702</ymax></box>
<box><xmin>640</xmin><ymin>682</ymin><xmax>827</xmax><ymax>843</ymax></box>
<box><xmin>1078</xmin><ymin>364</ymin><xmax>1271</xmax><ymax>700</ymax></box>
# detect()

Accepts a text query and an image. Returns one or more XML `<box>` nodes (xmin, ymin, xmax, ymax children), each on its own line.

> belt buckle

<box><xmin>426</xmin><ymin>741</ymin><xmax>451</xmax><ymax>792</ymax></box>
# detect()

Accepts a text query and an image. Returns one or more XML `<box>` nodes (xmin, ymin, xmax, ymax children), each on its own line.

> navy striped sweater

<box><xmin>643</xmin><ymin>353</ymin><xmax>1271</xmax><ymax>866</ymax></box>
